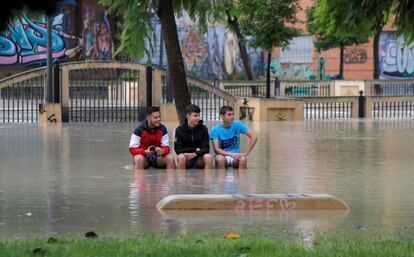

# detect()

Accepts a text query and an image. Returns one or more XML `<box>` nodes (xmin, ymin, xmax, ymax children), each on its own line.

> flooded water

<box><xmin>1</xmin><ymin>120</ymin><xmax>414</xmax><ymax>238</ymax></box>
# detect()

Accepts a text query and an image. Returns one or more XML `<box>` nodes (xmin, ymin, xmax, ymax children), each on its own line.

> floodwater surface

<box><xmin>1</xmin><ymin>120</ymin><xmax>414</xmax><ymax>237</ymax></box>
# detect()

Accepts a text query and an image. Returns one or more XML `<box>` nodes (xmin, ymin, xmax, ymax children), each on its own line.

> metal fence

<box><xmin>66</xmin><ymin>67</ymin><xmax>146</xmax><ymax>122</ymax></box>
<box><xmin>282</xmin><ymin>81</ymin><xmax>332</xmax><ymax>97</ymax></box>
<box><xmin>221</xmin><ymin>80</ymin><xmax>332</xmax><ymax>97</ymax></box>
<box><xmin>365</xmin><ymin>80</ymin><xmax>414</xmax><ymax>96</ymax></box>
<box><xmin>161</xmin><ymin>76</ymin><xmax>236</xmax><ymax>121</ymax></box>
<box><xmin>0</xmin><ymin>68</ymin><xmax>46</xmax><ymax>123</ymax></box>
<box><xmin>223</xmin><ymin>82</ymin><xmax>267</xmax><ymax>97</ymax></box>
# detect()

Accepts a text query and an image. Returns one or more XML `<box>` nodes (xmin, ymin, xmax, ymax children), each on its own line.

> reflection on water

<box><xmin>1</xmin><ymin>120</ymin><xmax>414</xmax><ymax>237</ymax></box>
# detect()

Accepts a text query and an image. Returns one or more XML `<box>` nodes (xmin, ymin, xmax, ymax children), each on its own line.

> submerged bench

<box><xmin>156</xmin><ymin>194</ymin><xmax>349</xmax><ymax>211</ymax></box>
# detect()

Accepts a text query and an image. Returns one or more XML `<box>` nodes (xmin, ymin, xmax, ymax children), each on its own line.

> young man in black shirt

<box><xmin>174</xmin><ymin>104</ymin><xmax>213</xmax><ymax>170</ymax></box>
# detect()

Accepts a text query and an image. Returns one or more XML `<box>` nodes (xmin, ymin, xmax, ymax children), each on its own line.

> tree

<box><xmin>100</xmin><ymin>0</ymin><xmax>208</xmax><ymax>123</ymax></box>
<box><xmin>210</xmin><ymin>1</ymin><xmax>257</xmax><ymax>95</ymax></box>
<box><xmin>318</xmin><ymin>0</ymin><xmax>414</xmax><ymax>79</ymax></box>
<box><xmin>238</xmin><ymin>0</ymin><xmax>300</xmax><ymax>97</ymax></box>
<box><xmin>306</xmin><ymin>5</ymin><xmax>369</xmax><ymax>79</ymax></box>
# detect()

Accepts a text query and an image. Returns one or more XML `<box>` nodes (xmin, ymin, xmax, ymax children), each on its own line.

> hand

<box><xmin>241</xmin><ymin>152</ymin><xmax>248</xmax><ymax>157</ymax></box>
<box><xmin>155</xmin><ymin>147</ymin><xmax>163</xmax><ymax>155</ymax></box>
<box><xmin>145</xmin><ymin>149</ymin><xmax>154</xmax><ymax>155</ymax></box>
<box><xmin>184</xmin><ymin>153</ymin><xmax>197</xmax><ymax>160</ymax></box>
<box><xmin>228</xmin><ymin>152</ymin><xmax>241</xmax><ymax>160</ymax></box>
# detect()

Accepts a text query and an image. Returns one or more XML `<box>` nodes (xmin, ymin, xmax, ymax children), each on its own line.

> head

<box><xmin>185</xmin><ymin>104</ymin><xmax>201</xmax><ymax>127</ymax></box>
<box><xmin>219</xmin><ymin>106</ymin><xmax>234</xmax><ymax>124</ymax></box>
<box><xmin>146</xmin><ymin>106</ymin><xmax>161</xmax><ymax>128</ymax></box>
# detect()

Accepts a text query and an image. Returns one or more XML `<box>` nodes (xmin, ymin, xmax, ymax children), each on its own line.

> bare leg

<box><xmin>134</xmin><ymin>154</ymin><xmax>149</xmax><ymax>170</ymax></box>
<box><xmin>215</xmin><ymin>154</ymin><xmax>227</xmax><ymax>169</ymax></box>
<box><xmin>233</xmin><ymin>156</ymin><xmax>247</xmax><ymax>169</ymax></box>
<box><xmin>199</xmin><ymin>154</ymin><xmax>213</xmax><ymax>170</ymax></box>
<box><xmin>177</xmin><ymin>154</ymin><xmax>187</xmax><ymax>170</ymax></box>
<box><xmin>157</xmin><ymin>154</ymin><xmax>176</xmax><ymax>170</ymax></box>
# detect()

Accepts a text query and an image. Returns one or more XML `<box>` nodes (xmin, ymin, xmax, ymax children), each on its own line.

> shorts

<box><xmin>146</xmin><ymin>154</ymin><xmax>159</xmax><ymax>167</ymax></box>
<box><xmin>186</xmin><ymin>158</ymin><xmax>198</xmax><ymax>169</ymax></box>
<box><xmin>225</xmin><ymin>156</ymin><xmax>235</xmax><ymax>167</ymax></box>
<box><xmin>215</xmin><ymin>155</ymin><xmax>235</xmax><ymax>167</ymax></box>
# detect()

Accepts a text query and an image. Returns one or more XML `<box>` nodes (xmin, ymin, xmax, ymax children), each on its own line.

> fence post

<box><xmin>146</xmin><ymin>66</ymin><xmax>153</xmax><ymax>107</ymax></box>
<box><xmin>273</xmin><ymin>77</ymin><xmax>280</xmax><ymax>97</ymax></box>
<box><xmin>53</xmin><ymin>63</ymin><xmax>60</xmax><ymax>103</ymax></box>
<box><xmin>358</xmin><ymin>90</ymin><xmax>365</xmax><ymax>118</ymax></box>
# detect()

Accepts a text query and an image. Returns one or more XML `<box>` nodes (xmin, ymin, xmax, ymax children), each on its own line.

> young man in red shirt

<box><xmin>129</xmin><ymin>106</ymin><xmax>175</xmax><ymax>169</ymax></box>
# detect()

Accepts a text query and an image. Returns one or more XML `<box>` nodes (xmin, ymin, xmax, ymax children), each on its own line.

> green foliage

<box><xmin>100</xmin><ymin>0</ymin><xmax>155</xmax><ymax>62</ymax></box>
<box><xmin>99</xmin><ymin>0</ymin><xmax>213</xmax><ymax>61</ymax></box>
<box><xmin>390</xmin><ymin>0</ymin><xmax>414</xmax><ymax>42</ymax></box>
<box><xmin>318</xmin><ymin>0</ymin><xmax>414</xmax><ymax>43</ymax></box>
<box><xmin>306</xmin><ymin>4</ymin><xmax>368</xmax><ymax>51</ymax></box>
<box><xmin>237</xmin><ymin>0</ymin><xmax>301</xmax><ymax>51</ymax></box>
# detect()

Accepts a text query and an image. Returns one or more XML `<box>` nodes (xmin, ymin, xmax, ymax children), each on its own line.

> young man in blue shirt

<box><xmin>210</xmin><ymin>106</ymin><xmax>257</xmax><ymax>169</ymax></box>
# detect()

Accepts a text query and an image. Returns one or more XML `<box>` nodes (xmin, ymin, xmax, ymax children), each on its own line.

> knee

<box><xmin>134</xmin><ymin>154</ymin><xmax>145</xmax><ymax>163</ymax></box>
<box><xmin>239</xmin><ymin>156</ymin><xmax>247</xmax><ymax>163</ymax></box>
<box><xmin>166</xmin><ymin>154</ymin><xmax>175</xmax><ymax>163</ymax></box>
<box><xmin>177</xmin><ymin>154</ymin><xmax>186</xmax><ymax>163</ymax></box>
<box><xmin>215</xmin><ymin>155</ymin><xmax>225</xmax><ymax>164</ymax></box>
<box><xmin>203</xmin><ymin>154</ymin><xmax>213</xmax><ymax>162</ymax></box>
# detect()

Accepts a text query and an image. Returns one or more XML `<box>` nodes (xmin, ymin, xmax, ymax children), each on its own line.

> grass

<box><xmin>1</xmin><ymin>232</ymin><xmax>413</xmax><ymax>257</ymax></box>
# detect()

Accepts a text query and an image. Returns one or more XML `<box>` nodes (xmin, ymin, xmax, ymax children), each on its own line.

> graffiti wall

<box><xmin>0</xmin><ymin>0</ymin><xmax>114</xmax><ymax>66</ymax></box>
<box><xmin>270</xmin><ymin>57</ymin><xmax>312</xmax><ymax>80</ymax></box>
<box><xmin>0</xmin><ymin>0</ymin><xmax>80</xmax><ymax>65</ymax></box>
<box><xmin>270</xmin><ymin>36</ymin><xmax>314</xmax><ymax>80</ymax></box>
<box><xmin>79</xmin><ymin>0</ymin><xmax>114</xmax><ymax>60</ymax></box>
<box><xmin>379</xmin><ymin>32</ymin><xmax>414</xmax><ymax>79</ymax></box>
<box><xmin>145</xmin><ymin>15</ymin><xmax>265</xmax><ymax>81</ymax></box>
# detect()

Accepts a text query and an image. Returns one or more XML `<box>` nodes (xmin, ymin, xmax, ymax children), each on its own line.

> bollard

<box><xmin>358</xmin><ymin>90</ymin><xmax>365</xmax><ymax>118</ymax></box>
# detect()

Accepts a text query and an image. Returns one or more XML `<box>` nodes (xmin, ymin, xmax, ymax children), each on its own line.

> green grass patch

<box><xmin>1</xmin><ymin>232</ymin><xmax>413</xmax><ymax>257</ymax></box>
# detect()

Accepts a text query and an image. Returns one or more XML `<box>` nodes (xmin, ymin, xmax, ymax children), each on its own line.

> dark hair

<box><xmin>185</xmin><ymin>104</ymin><xmax>201</xmax><ymax>115</ymax></box>
<box><xmin>146</xmin><ymin>106</ymin><xmax>160</xmax><ymax>116</ymax></box>
<box><xmin>219</xmin><ymin>105</ymin><xmax>233</xmax><ymax>115</ymax></box>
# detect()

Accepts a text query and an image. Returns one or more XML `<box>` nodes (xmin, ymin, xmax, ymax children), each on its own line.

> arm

<box><xmin>212</xmin><ymin>139</ymin><xmax>233</xmax><ymax>157</ymax></box>
<box><xmin>158</xmin><ymin>133</ymin><xmax>170</xmax><ymax>156</ymax></box>
<box><xmin>196</xmin><ymin>127</ymin><xmax>210</xmax><ymax>157</ymax></box>
<box><xmin>129</xmin><ymin>133</ymin><xmax>146</xmax><ymax>156</ymax></box>
<box><xmin>241</xmin><ymin>130</ymin><xmax>258</xmax><ymax>156</ymax></box>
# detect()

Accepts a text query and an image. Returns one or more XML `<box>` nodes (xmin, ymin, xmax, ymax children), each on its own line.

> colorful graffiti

<box><xmin>0</xmin><ymin>14</ymin><xmax>81</xmax><ymax>65</ymax></box>
<box><xmin>270</xmin><ymin>57</ymin><xmax>312</xmax><ymax>80</ymax></box>
<box><xmin>0</xmin><ymin>0</ymin><xmax>114</xmax><ymax>66</ymax></box>
<box><xmin>379</xmin><ymin>32</ymin><xmax>414</xmax><ymax>79</ymax></box>
<box><xmin>80</xmin><ymin>3</ymin><xmax>113</xmax><ymax>60</ymax></box>
<box><xmin>344</xmin><ymin>47</ymin><xmax>367</xmax><ymax>64</ymax></box>
<box><xmin>147</xmin><ymin>16</ymin><xmax>264</xmax><ymax>81</ymax></box>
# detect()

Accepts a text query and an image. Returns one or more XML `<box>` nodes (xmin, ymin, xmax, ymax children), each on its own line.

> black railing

<box><xmin>368</xmin><ymin>82</ymin><xmax>414</xmax><ymax>96</ymax></box>
<box><xmin>189</xmin><ymin>85</ymin><xmax>229</xmax><ymax>121</ymax></box>
<box><xmin>161</xmin><ymin>76</ymin><xmax>230</xmax><ymax>121</ymax></box>
<box><xmin>285</xmin><ymin>84</ymin><xmax>331</xmax><ymax>97</ymax></box>
<box><xmin>224</xmin><ymin>84</ymin><xmax>266</xmax><ymax>97</ymax></box>
<box><xmin>304</xmin><ymin>102</ymin><xmax>353</xmax><ymax>119</ymax></box>
<box><xmin>68</xmin><ymin>68</ymin><xmax>146</xmax><ymax>122</ymax></box>
<box><xmin>0</xmin><ymin>78</ymin><xmax>44</xmax><ymax>123</ymax></box>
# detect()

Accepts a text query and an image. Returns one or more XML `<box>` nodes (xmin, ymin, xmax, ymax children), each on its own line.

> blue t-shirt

<box><xmin>209</xmin><ymin>121</ymin><xmax>249</xmax><ymax>153</ymax></box>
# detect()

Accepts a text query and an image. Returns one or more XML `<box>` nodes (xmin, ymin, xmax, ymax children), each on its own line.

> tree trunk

<box><xmin>373</xmin><ymin>28</ymin><xmax>381</xmax><ymax>79</ymax></box>
<box><xmin>226</xmin><ymin>12</ymin><xmax>257</xmax><ymax>95</ymax></box>
<box><xmin>339</xmin><ymin>44</ymin><xmax>344</xmax><ymax>79</ymax></box>
<box><xmin>157</xmin><ymin>0</ymin><xmax>191</xmax><ymax>123</ymax></box>
<box><xmin>266</xmin><ymin>51</ymin><xmax>271</xmax><ymax>98</ymax></box>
